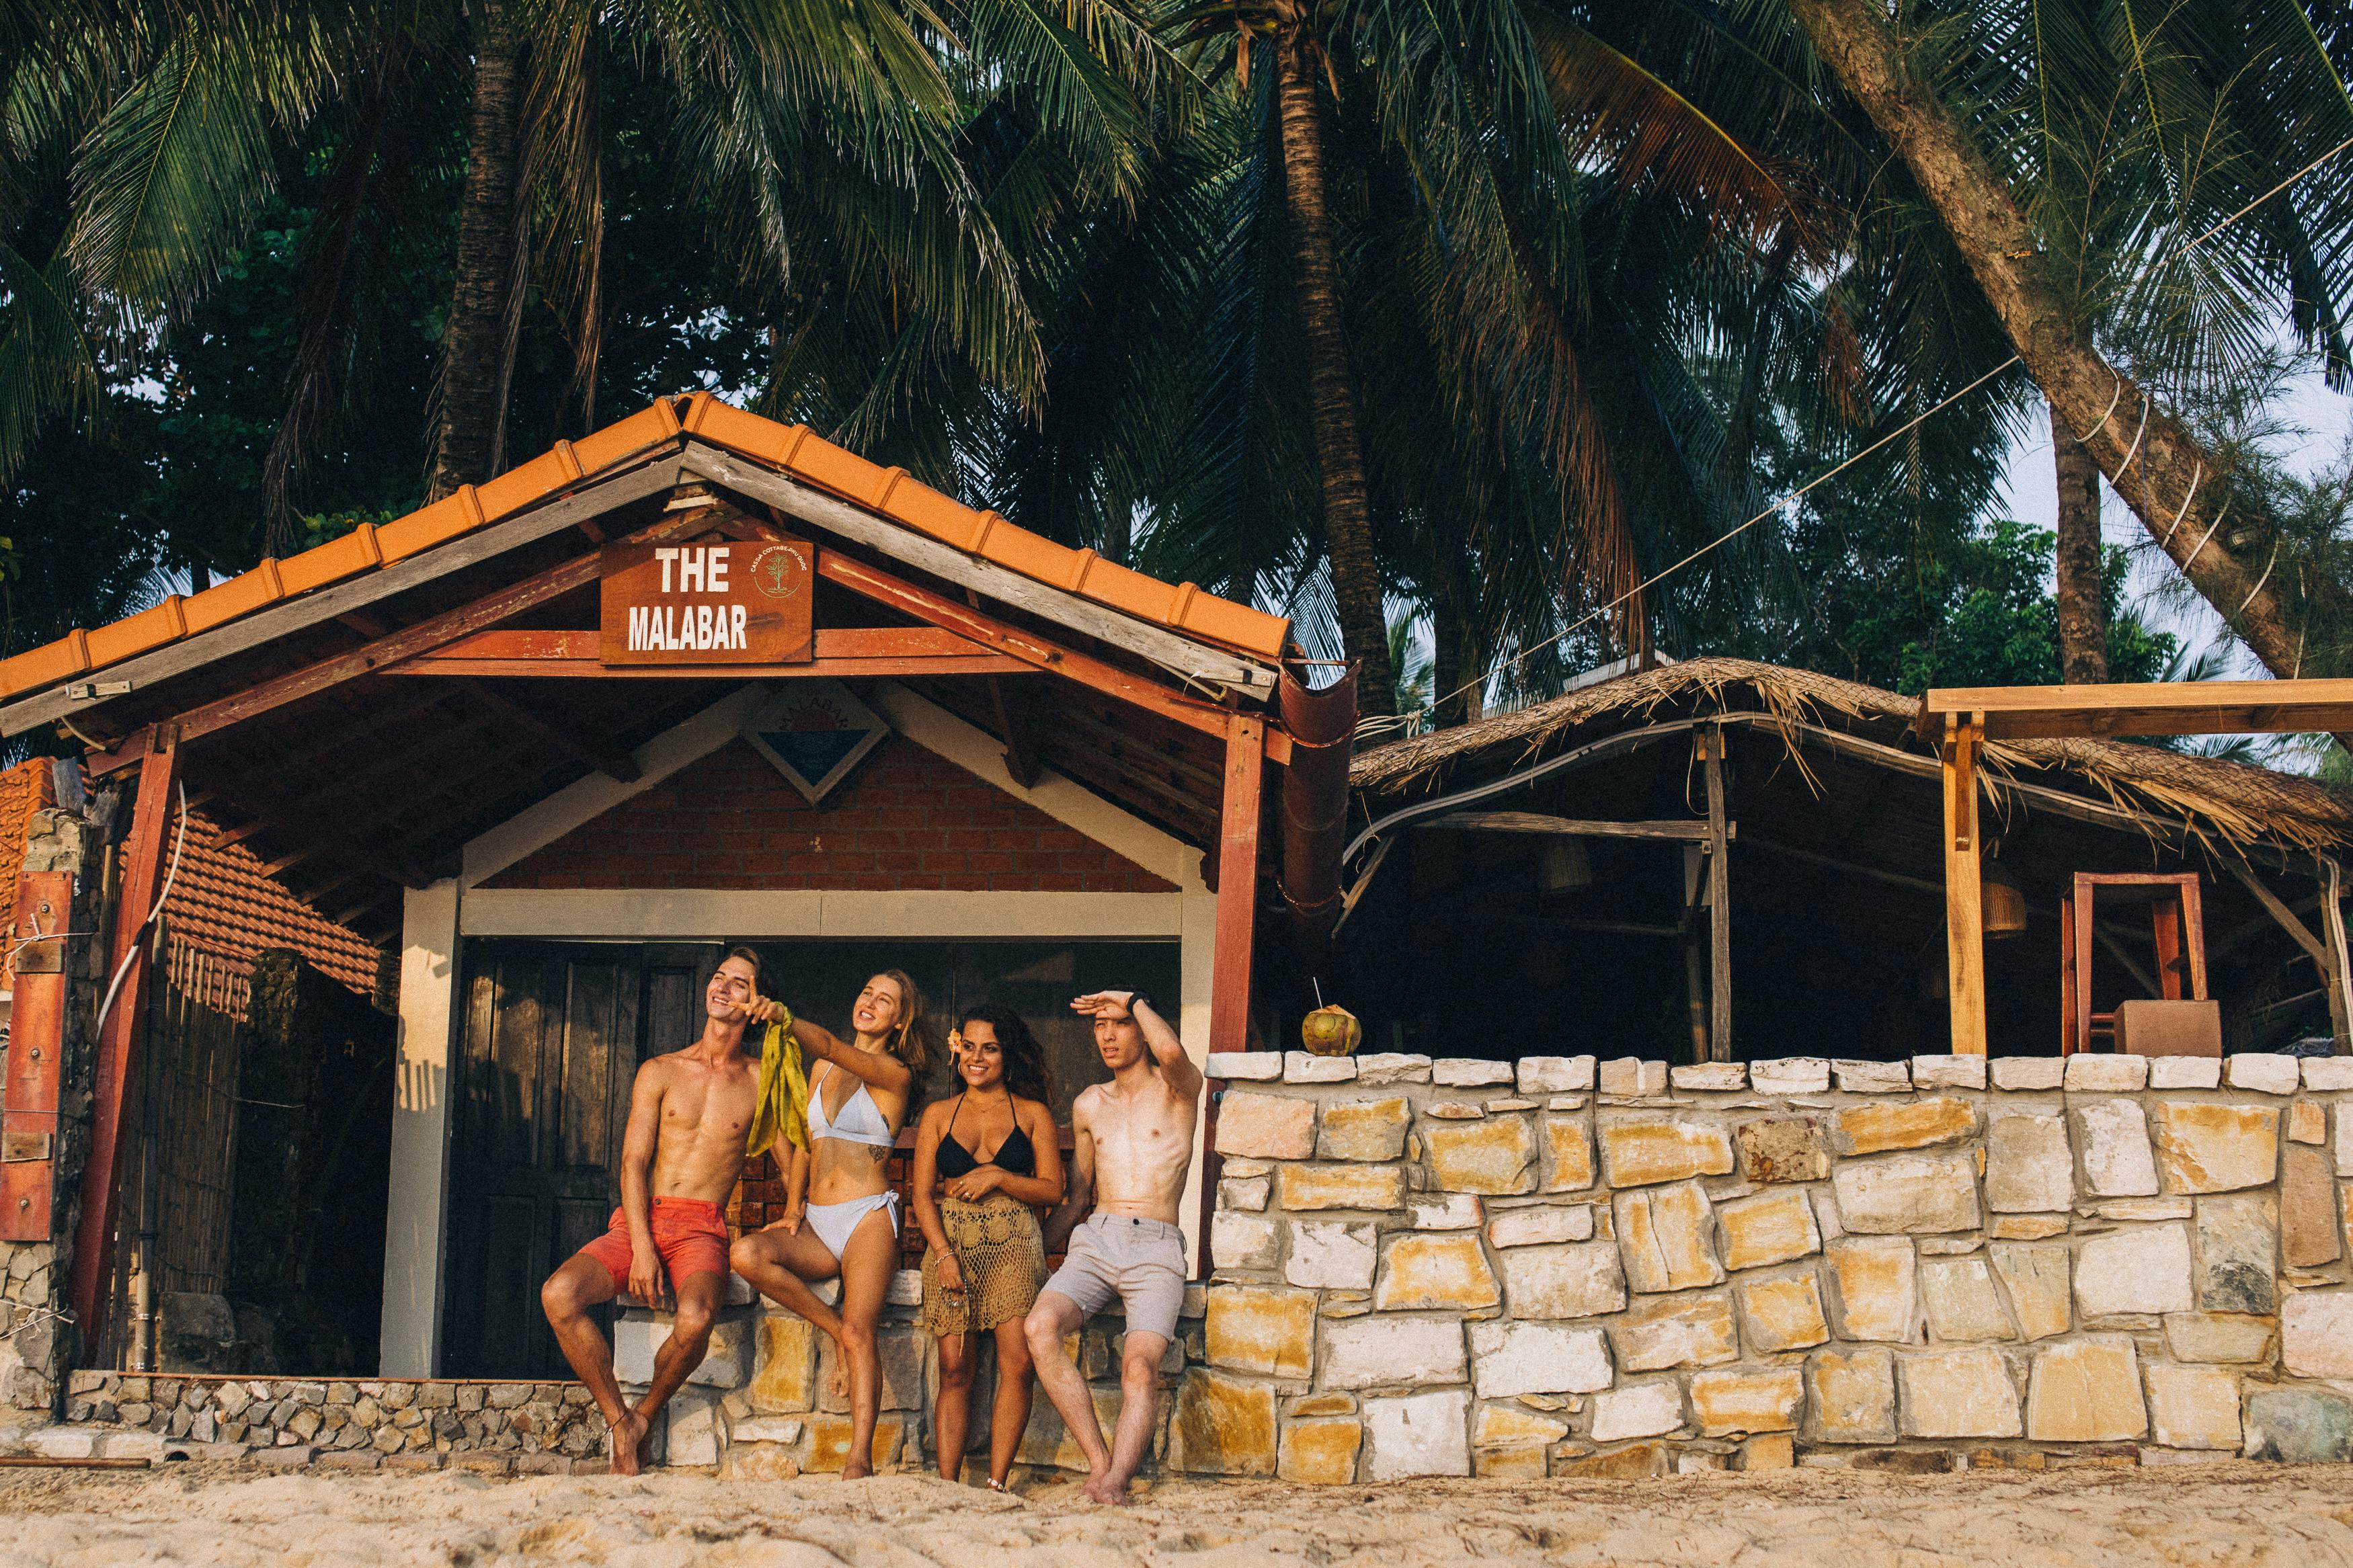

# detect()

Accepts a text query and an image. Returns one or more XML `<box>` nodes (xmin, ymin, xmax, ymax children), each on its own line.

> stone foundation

<box><xmin>54</xmin><ymin>1371</ymin><xmax>605</xmax><ymax>1464</ymax></box>
<box><xmin>1190</xmin><ymin>1048</ymin><xmax>2353</xmax><ymax>1478</ymax></box>
<box><xmin>44</xmin><ymin>1046</ymin><xmax>2353</xmax><ymax>1479</ymax></box>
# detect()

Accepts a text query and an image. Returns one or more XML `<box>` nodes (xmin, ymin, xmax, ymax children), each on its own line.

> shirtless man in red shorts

<box><xmin>539</xmin><ymin>946</ymin><xmax>766</xmax><ymax>1474</ymax></box>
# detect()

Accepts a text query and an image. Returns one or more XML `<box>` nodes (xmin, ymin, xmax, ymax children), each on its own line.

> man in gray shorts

<box><xmin>1027</xmin><ymin>989</ymin><xmax>1203</xmax><ymax>1504</ymax></box>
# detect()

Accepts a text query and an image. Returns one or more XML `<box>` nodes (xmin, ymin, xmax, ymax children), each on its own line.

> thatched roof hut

<box><xmin>1332</xmin><ymin>657</ymin><xmax>2352</xmax><ymax>1062</ymax></box>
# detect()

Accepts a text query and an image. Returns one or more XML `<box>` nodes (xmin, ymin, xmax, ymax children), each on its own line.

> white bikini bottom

<box><xmin>807</xmin><ymin>1190</ymin><xmax>900</xmax><ymax>1262</ymax></box>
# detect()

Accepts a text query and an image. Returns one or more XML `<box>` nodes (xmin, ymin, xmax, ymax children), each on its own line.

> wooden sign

<box><xmin>600</xmin><ymin>537</ymin><xmax>813</xmax><ymax>665</ymax></box>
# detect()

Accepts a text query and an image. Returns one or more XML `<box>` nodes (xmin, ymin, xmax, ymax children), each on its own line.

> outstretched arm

<box><xmin>754</xmin><ymin>1002</ymin><xmax>913</xmax><ymax>1097</ymax></box>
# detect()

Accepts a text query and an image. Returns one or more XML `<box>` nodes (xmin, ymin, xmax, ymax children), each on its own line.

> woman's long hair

<box><xmin>956</xmin><ymin>1001</ymin><xmax>1052</xmax><ymax>1106</ymax></box>
<box><xmin>871</xmin><ymin>968</ymin><xmax>937</xmax><ymax>1079</ymax></box>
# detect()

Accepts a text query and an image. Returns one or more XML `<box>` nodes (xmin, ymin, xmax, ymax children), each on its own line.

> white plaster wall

<box><xmin>380</xmin><ymin>878</ymin><xmax>460</xmax><ymax>1376</ymax></box>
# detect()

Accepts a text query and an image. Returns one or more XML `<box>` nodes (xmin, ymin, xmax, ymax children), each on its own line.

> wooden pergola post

<box><xmin>1210</xmin><ymin>714</ymin><xmax>1265</xmax><ymax>1053</ymax></box>
<box><xmin>1941</xmin><ymin>712</ymin><xmax>1987</xmax><ymax>1055</ymax></box>
<box><xmin>1700</xmin><ymin>725</ymin><xmax>1733</xmax><ymax>1063</ymax></box>
<box><xmin>69</xmin><ymin>725</ymin><xmax>180</xmax><ymax>1352</ymax></box>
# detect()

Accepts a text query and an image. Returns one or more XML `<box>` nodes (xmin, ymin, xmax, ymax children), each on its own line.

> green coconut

<box><xmin>1300</xmin><ymin>1003</ymin><xmax>1362</xmax><ymax>1057</ymax></box>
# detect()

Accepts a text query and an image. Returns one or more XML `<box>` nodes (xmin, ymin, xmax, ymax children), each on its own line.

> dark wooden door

<box><xmin>442</xmin><ymin>941</ymin><xmax>665</xmax><ymax>1378</ymax></box>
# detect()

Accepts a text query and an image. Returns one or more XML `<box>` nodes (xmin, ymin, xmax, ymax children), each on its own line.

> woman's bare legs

<box><xmin>730</xmin><ymin>1224</ymin><xmax>846</xmax><ymax>1393</ymax></box>
<box><xmin>933</xmin><ymin>1330</ymin><xmax>977</xmax><ymax>1482</ymax></box>
<box><xmin>835</xmin><ymin>1208</ymin><xmax>900</xmax><ymax>1479</ymax></box>
<box><xmin>988</xmin><ymin>1315</ymin><xmax>1035</xmax><ymax>1487</ymax></box>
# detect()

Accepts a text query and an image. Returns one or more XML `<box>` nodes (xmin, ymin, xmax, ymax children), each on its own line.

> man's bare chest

<box><xmin>662</xmin><ymin>1066</ymin><xmax>756</xmax><ymax>1140</ymax></box>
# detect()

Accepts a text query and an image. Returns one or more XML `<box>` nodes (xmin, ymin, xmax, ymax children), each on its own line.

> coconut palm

<box><xmin>4</xmin><ymin>0</ymin><xmax>1181</xmax><ymax>550</ymax></box>
<box><xmin>1782</xmin><ymin>0</ymin><xmax>2353</xmax><ymax>690</ymax></box>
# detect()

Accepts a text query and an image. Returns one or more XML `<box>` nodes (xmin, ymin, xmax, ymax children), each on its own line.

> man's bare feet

<box><xmin>842</xmin><ymin>1458</ymin><xmax>874</xmax><ymax>1481</ymax></box>
<box><xmin>607</xmin><ymin>1409</ymin><xmax>649</xmax><ymax>1476</ymax></box>
<box><xmin>1080</xmin><ymin>1474</ymin><xmax>1129</xmax><ymax>1505</ymax></box>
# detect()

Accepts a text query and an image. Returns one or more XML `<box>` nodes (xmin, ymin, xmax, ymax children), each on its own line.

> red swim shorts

<box><xmin>577</xmin><ymin>1197</ymin><xmax>729</xmax><ymax>1294</ymax></box>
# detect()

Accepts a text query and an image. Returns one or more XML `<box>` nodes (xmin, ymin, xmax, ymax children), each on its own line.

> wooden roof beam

<box><xmin>103</xmin><ymin>505</ymin><xmax>742</xmax><ymax>769</ymax></box>
<box><xmin>3</xmin><ymin>451</ymin><xmax>690</xmax><ymax>739</ymax></box>
<box><xmin>813</xmin><ymin>548</ymin><xmax>1291</xmax><ymax>760</ymax></box>
<box><xmin>198</xmin><ymin>778</ymin><xmax>434</xmax><ymax>889</ymax></box>
<box><xmin>1919</xmin><ymin>679</ymin><xmax>2353</xmax><ymax>741</ymax></box>
<box><xmin>462</xmin><ymin>684</ymin><xmax>642</xmax><ymax>782</ymax></box>
<box><xmin>678</xmin><ymin>445</ymin><xmax>1279</xmax><ymax>699</ymax></box>
<box><xmin>385</xmin><ymin>626</ymin><xmax>1031</xmax><ymax>680</ymax></box>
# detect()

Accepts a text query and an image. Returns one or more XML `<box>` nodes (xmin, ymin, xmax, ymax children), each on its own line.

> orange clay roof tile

<box><xmin>151</xmin><ymin>812</ymin><xmax>383</xmax><ymax>995</ymax></box>
<box><xmin>0</xmin><ymin>757</ymin><xmax>378</xmax><ymax>995</ymax></box>
<box><xmin>276</xmin><ymin>520</ymin><xmax>382</xmax><ymax>596</ymax></box>
<box><xmin>0</xmin><ymin>395</ymin><xmax>1289</xmax><ymax>701</ymax></box>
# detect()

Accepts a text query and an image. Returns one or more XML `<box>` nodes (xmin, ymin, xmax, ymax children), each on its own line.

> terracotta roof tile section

<box><xmin>0</xmin><ymin>759</ymin><xmax>379</xmax><ymax>995</ymax></box>
<box><xmin>152</xmin><ymin>811</ymin><xmax>386</xmax><ymax>995</ymax></box>
<box><xmin>0</xmin><ymin>397</ymin><xmax>1287</xmax><ymax>700</ymax></box>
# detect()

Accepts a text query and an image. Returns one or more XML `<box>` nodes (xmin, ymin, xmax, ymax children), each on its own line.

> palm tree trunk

<box><xmin>428</xmin><ymin>0</ymin><xmax>523</xmax><ymax>501</ymax></box>
<box><xmin>1432</xmin><ymin>579</ymin><xmax>1483</xmax><ymax>728</ymax></box>
<box><xmin>1275</xmin><ymin>29</ymin><xmax>1397</xmax><ymax>718</ymax></box>
<box><xmin>1786</xmin><ymin>0</ymin><xmax>2311</xmax><ymax>684</ymax></box>
<box><xmin>2051</xmin><ymin>401</ymin><xmax>2108</xmax><ymax>683</ymax></box>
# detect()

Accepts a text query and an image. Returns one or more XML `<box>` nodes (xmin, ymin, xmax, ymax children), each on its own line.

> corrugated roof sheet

<box><xmin>0</xmin><ymin>395</ymin><xmax>1289</xmax><ymax>701</ymax></box>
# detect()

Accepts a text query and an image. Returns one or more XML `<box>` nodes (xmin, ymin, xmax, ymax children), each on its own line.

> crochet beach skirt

<box><xmin>920</xmin><ymin>1194</ymin><xmax>1047</xmax><ymax>1335</ymax></box>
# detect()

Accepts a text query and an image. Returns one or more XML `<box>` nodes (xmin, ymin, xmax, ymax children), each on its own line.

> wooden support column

<box><xmin>1942</xmin><ymin>712</ymin><xmax>1988</xmax><ymax>1055</ymax></box>
<box><xmin>2323</xmin><ymin>856</ymin><xmax>2353</xmax><ymax>1048</ymax></box>
<box><xmin>1209</xmin><ymin>715</ymin><xmax>1265</xmax><ymax>1055</ymax></box>
<box><xmin>71</xmin><ymin>726</ymin><xmax>181</xmax><ymax>1351</ymax></box>
<box><xmin>1680</xmin><ymin>843</ymin><xmax>1710</xmax><ymax>1064</ymax></box>
<box><xmin>1700</xmin><ymin>727</ymin><xmax>1732</xmax><ymax>1062</ymax></box>
<box><xmin>2221</xmin><ymin>857</ymin><xmax>2349</xmax><ymax>1043</ymax></box>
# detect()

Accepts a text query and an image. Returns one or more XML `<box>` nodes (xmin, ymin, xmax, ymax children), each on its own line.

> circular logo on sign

<box><xmin>751</xmin><ymin>545</ymin><xmax>802</xmax><ymax>600</ymax></box>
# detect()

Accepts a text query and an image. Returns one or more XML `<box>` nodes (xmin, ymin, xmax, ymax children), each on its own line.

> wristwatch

<box><xmin>1127</xmin><ymin>992</ymin><xmax>1154</xmax><ymax>1017</ymax></box>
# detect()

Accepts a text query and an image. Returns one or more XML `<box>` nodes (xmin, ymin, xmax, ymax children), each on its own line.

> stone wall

<box><xmin>52</xmin><ymin>1370</ymin><xmax>604</xmax><ymax>1468</ymax></box>
<box><xmin>45</xmin><ymin>1045</ymin><xmax>2353</xmax><ymax>1481</ymax></box>
<box><xmin>1189</xmin><ymin>1048</ymin><xmax>2353</xmax><ymax>1479</ymax></box>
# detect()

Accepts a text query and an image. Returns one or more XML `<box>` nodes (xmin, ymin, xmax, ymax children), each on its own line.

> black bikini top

<box><xmin>936</xmin><ymin>1094</ymin><xmax>1037</xmax><ymax>1178</ymax></box>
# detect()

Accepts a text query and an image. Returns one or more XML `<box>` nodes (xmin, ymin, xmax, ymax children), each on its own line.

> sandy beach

<box><xmin>0</xmin><ymin>1462</ymin><xmax>2349</xmax><ymax>1566</ymax></box>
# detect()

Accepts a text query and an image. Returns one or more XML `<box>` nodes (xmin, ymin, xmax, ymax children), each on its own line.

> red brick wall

<box><xmin>487</xmin><ymin>736</ymin><xmax>1175</xmax><ymax>893</ymax></box>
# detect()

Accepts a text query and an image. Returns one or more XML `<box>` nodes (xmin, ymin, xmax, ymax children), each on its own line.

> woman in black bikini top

<box><xmin>910</xmin><ymin>1004</ymin><xmax>1064</xmax><ymax>1489</ymax></box>
<box><xmin>936</xmin><ymin>1096</ymin><xmax>1038</xmax><ymax>1178</ymax></box>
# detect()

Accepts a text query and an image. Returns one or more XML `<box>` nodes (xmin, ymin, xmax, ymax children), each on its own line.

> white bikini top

<box><xmin>808</xmin><ymin>1062</ymin><xmax>895</xmax><ymax>1147</ymax></box>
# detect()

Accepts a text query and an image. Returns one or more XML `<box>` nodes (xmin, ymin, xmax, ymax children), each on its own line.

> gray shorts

<box><xmin>1042</xmin><ymin>1215</ymin><xmax>1187</xmax><ymax>1342</ymax></box>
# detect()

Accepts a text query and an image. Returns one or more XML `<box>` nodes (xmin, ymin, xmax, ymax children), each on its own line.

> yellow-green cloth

<box><xmin>746</xmin><ymin>1011</ymin><xmax>811</xmax><ymax>1159</ymax></box>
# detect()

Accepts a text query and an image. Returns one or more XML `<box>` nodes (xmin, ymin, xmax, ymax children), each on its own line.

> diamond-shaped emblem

<box><xmin>740</xmin><ymin>682</ymin><xmax>890</xmax><ymax>805</ymax></box>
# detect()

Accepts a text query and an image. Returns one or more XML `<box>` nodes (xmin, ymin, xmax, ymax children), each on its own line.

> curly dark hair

<box><xmin>954</xmin><ymin>1002</ymin><xmax>1053</xmax><ymax>1106</ymax></box>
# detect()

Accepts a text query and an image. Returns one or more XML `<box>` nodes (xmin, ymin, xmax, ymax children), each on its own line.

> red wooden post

<box><xmin>69</xmin><ymin>725</ymin><xmax>180</xmax><ymax>1355</ymax></box>
<box><xmin>1209</xmin><ymin>715</ymin><xmax>1265</xmax><ymax>1054</ymax></box>
<box><xmin>1</xmin><ymin>872</ymin><xmax>73</xmax><ymax>1240</ymax></box>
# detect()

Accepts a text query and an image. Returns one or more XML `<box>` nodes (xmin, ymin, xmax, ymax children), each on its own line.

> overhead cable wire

<box><xmin>1356</xmin><ymin>132</ymin><xmax>2353</xmax><ymax>743</ymax></box>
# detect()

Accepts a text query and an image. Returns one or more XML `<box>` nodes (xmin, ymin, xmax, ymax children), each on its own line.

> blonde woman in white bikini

<box><xmin>734</xmin><ymin>970</ymin><xmax>934</xmax><ymax>1479</ymax></box>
